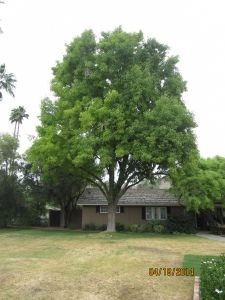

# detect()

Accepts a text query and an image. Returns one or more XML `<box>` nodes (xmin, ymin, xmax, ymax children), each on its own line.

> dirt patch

<box><xmin>131</xmin><ymin>246</ymin><xmax>179</xmax><ymax>255</ymax></box>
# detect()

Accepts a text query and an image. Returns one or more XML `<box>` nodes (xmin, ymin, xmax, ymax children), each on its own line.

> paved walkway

<box><xmin>196</xmin><ymin>231</ymin><xmax>225</xmax><ymax>242</ymax></box>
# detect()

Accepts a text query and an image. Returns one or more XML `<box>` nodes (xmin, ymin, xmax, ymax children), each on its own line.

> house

<box><xmin>73</xmin><ymin>187</ymin><xmax>193</xmax><ymax>229</ymax></box>
<box><xmin>48</xmin><ymin>186</ymin><xmax>224</xmax><ymax>230</ymax></box>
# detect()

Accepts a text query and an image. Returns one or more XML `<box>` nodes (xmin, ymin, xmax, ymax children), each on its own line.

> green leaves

<box><xmin>32</xmin><ymin>28</ymin><xmax>198</xmax><ymax>212</ymax></box>
<box><xmin>0</xmin><ymin>64</ymin><xmax>16</xmax><ymax>100</ymax></box>
<box><xmin>171</xmin><ymin>156</ymin><xmax>225</xmax><ymax>211</ymax></box>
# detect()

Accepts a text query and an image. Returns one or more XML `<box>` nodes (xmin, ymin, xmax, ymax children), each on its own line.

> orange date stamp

<box><xmin>149</xmin><ymin>267</ymin><xmax>195</xmax><ymax>276</ymax></box>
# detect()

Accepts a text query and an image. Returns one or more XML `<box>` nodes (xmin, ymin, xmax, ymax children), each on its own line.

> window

<box><xmin>99</xmin><ymin>206</ymin><xmax>121</xmax><ymax>214</ymax></box>
<box><xmin>145</xmin><ymin>207</ymin><xmax>167</xmax><ymax>220</ymax></box>
<box><xmin>99</xmin><ymin>206</ymin><xmax>108</xmax><ymax>213</ymax></box>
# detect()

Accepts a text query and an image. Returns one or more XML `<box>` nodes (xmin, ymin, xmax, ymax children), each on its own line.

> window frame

<box><xmin>145</xmin><ymin>206</ymin><xmax>167</xmax><ymax>220</ymax></box>
<box><xmin>99</xmin><ymin>206</ymin><xmax>121</xmax><ymax>214</ymax></box>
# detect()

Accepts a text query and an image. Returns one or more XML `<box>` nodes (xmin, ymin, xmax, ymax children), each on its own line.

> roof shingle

<box><xmin>77</xmin><ymin>187</ymin><xmax>180</xmax><ymax>206</ymax></box>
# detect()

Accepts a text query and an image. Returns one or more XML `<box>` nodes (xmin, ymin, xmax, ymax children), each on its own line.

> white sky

<box><xmin>0</xmin><ymin>0</ymin><xmax>225</xmax><ymax>158</ymax></box>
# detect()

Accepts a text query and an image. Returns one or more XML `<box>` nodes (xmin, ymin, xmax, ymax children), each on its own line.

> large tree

<box><xmin>0</xmin><ymin>64</ymin><xmax>16</xmax><ymax>101</ymax></box>
<box><xmin>37</xmin><ymin>28</ymin><xmax>197</xmax><ymax>231</ymax></box>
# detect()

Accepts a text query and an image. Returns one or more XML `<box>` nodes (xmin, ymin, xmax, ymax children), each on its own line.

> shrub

<box><xmin>116</xmin><ymin>222</ymin><xmax>125</xmax><ymax>231</ymax></box>
<box><xmin>153</xmin><ymin>224</ymin><xmax>166</xmax><ymax>233</ymax></box>
<box><xmin>96</xmin><ymin>224</ymin><xmax>107</xmax><ymax>231</ymax></box>
<box><xmin>200</xmin><ymin>254</ymin><xmax>225</xmax><ymax>299</ymax></box>
<box><xmin>166</xmin><ymin>214</ymin><xmax>196</xmax><ymax>233</ymax></box>
<box><xmin>137</xmin><ymin>223</ymin><xmax>152</xmax><ymax>232</ymax></box>
<box><xmin>84</xmin><ymin>223</ymin><xmax>96</xmax><ymax>231</ymax></box>
<box><xmin>128</xmin><ymin>224</ymin><xmax>139</xmax><ymax>232</ymax></box>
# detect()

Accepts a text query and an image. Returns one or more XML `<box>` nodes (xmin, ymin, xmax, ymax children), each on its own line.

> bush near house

<box><xmin>166</xmin><ymin>215</ymin><xmax>197</xmax><ymax>233</ymax></box>
<box><xmin>83</xmin><ymin>217</ymin><xmax>196</xmax><ymax>233</ymax></box>
<box><xmin>200</xmin><ymin>254</ymin><xmax>225</xmax><ymax>300</ymax></box>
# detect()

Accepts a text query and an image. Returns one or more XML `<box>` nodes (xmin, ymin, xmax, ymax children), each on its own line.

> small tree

<box><xmin>27</xmin><ymin>98</ymin><xmax>87</xmax><ymax>227</ymax></box>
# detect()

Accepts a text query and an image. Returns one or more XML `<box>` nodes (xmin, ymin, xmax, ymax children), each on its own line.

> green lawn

<box><xmin>183</xmin><ymin>254</ymin><xmax>219</xmax><ymax>276</ymax></box>
<box><xmin>0</xmin><ymin>228</ymin><xmax>225</xmax><ymax>300</ymax></box>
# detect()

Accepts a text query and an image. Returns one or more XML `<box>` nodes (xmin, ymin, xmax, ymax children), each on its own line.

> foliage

<box><xmin>127</xmin><ymin>224</ymin><xmax>139</xmax><ymax>232</ymax></box>
<box><xmin>96</xmin><ymin>224</ymin><xmax>107</xmax><ymax>231</ymax></box>
<box><xmin>172</xmin><ymin>156</ymin><xmax>225</xmax><ymax>211</ymax></box>
<box><xmin>0</xmin><ymin>64</ymin><xmax>16</xmax><ymax>100</ymax></box>
<box><xmin>27</xmin><ymin>98</ymin><xmax>87</xmax><ymax>227</ymax></box>
<box><xmin>200</xmin><ymin>254</ymin><xmax>225</xmax><ymax>300</ymax></box>
<box><xmin>18</xmin><ymin>161</ymin><xmax>47</xmax><ymax>226</ymax></box>
<box><xmin>0</xmin><ymin>133</ymin><xmax>19</xmax><ymax>175</ymax></box>
<box><xmin>83</xmin><ymin>223</ymin><xmax>96</xmax><ymax>231</ymax></box>
<box><xmin>47</xmin><ymin>28</ymin><xmax>197</xmax><ymax>231</ymax></box>
<box><xmin>183</xmin><ymin>254</ymin><xmax>218</xmax><ymax>276</ymax></box>
<box><xmin>153</xmin><ymin>224</ymin><xmax>166</xmax><ymax>233</ymax></box>
<box><xmin>0</xmin><ymin>170</ymin><xmax>24</xmax><ymax>227</ymax></box>
<box><xmin>115</xmin><ymin>222</ymin><xmax>125</xmax><ymax>231</ymax></box>
<box><xmin>166</xmin><ymin>215</ymin><xmax>196</xmax><ymax>233</ymax></box>
<box><xmin>0</xmin><ymin>134</ymin><xmax>25</xmax><ymax>227</ymax></box>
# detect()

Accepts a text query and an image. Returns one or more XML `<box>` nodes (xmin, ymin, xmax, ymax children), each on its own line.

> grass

<box><xmin>183</xmin><ymin>254</ymin><xmax>219</xmax><ymax>276</ymax></box>
<box><xmin>0</xmin><ymin>228</ymin><xmax>225</xmax><ymax>300</ymax></box>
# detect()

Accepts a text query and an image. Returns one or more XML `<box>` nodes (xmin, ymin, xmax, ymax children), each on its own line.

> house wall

<box><xmin>81</xmin><ymin>206</ymin><xmax>186</xmax><ymax>228</ymax></box>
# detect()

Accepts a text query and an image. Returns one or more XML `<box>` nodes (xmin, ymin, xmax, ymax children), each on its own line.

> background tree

<box><xmin>0</xmin><ymin>64</ymin><xmax>16</xmax><ymax>101</ymax></box>
<box><xmin>20</xmin><ymin>159</ymin><xmax>48</xmax><ymax>226</ymax></box>
<box><xmin>0</xmin><ymin>134</ymin><xmax>24</xmax><ymax>227</ymax></box>
<box><xmin>0</xmin><ymin>170</ymin><xmax>24</xmax><ymax>227</ymax></box>
<box><xmin>0</xmin><ymin>133</ymin><xmax>19</xmax><ymax>175</ymax></box>
<box><xmin>171</xmin><ymin>156</ymin><xmax>225</xmax><ymax>211</ymax></box>
<box><xmin>9</xmin><ymin>106</ymin><xmax>29</xmax><ymax>139</ymax></box>
<box><xmin>27</xmin><ymin>98</ymin><xmax>87</xmax><ymax>227</ymax></box>
<box><xmin>36</xmin><ymin>28</ymin><xmax>198</xmax><ymax>231</ymax></box>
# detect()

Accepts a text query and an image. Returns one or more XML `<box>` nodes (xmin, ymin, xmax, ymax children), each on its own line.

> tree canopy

<box><xmin>27</xmin><ymin>98</ymin><xmax>87</xmax><ymax>227</ymax></box>
<box><xmin>30</xmin><ymin>28</ymin><xmax>198</xmax><ymax>231</ymax></box>
<box><xmin>172</xmin><ymin>156</ymin><xmax>225</xmax><ymax>211</ymax></box>
<box><xmin>9</xmin><ymin>106</ymin><xmax>29</xmax><ymax>139</ymax></box>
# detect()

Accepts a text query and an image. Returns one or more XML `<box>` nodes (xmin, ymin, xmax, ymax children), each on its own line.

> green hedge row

<box><xmin>83</xmin><ymin>215</ymin><xmax>196</xmax><ymax>233</ymax></box>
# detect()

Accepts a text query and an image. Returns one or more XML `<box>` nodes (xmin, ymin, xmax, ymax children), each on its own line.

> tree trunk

<box><xmin>13</xmin><ymin>122</ymin><xmax>17</xmax><ymax>137</ymax></box>
<box><xmin>60</xmin><ymin>209</ymin><xmax>65</xmax><ymax>228</ymax></box>
<box><xmin>107</xmin><ymin>202</ymin><xmax>116</xmax><ymax>232</ymax></box>
<box><xmin>16</xmin><ymin>123</ymin><xmax>20</xmax><ymax>140</ymax></box>
<box><xmin>60</xmin><ymin>208</ymin><xmax>71</xmax><ymax>228</ymax></box>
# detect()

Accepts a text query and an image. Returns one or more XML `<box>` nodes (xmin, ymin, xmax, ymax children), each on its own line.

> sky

<box><xmin>0</xmin><ymin>0</ymin><xmax>225</xmax><ymax>158</ymax></box>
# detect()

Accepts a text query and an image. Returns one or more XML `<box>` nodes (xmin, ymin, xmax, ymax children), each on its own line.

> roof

<box><xmin>77</xmin><ymin>187</ymin><xmax>181</xmax><ymax>206</ymax></box>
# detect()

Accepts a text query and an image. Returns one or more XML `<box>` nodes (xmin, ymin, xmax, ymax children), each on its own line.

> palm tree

<box><xmin>0</xmin><ymin>64</ymin><xmax>16</xmax><ymax>100</ymax></box>
<box><xmin>9</xmin><ymin>106</ymin><xmax>29</xmax><ymax>139</ymax></box>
